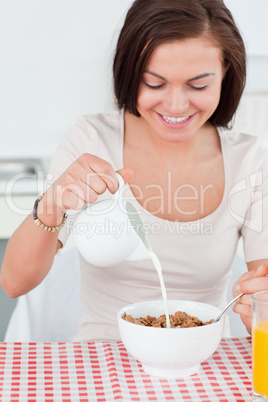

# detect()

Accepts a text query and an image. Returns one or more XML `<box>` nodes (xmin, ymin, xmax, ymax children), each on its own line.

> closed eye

<box><xmin>190</xmin><ymin>85</ymin><xmax>207</xmax><ymax>91</ymax></box>
<box><xmin>144</xmin><ymin>82</ymin><xmax>165</xmax><ymax>90</ymax></box>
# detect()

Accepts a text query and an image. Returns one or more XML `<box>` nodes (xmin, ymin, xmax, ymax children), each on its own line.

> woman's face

<box><xmin>136</xmin><ymin>37</ymin><xmax>225</xmax><ymax>143</ymax></box>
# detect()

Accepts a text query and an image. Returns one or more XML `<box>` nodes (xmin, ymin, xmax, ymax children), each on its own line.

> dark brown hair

<box><xmin>113</xmin><ymin>0</ymin><xmax>246</xmax><ymax>128</ymax></box>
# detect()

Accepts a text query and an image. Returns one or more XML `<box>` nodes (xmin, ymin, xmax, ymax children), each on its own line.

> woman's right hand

<box><xmin>1</xmin><ymin>153</ymin><xmax>134</xmax><ymax>298</ymax></box>
<box><xmin>38</xmin><ymin>153</ymin><xmax>133</xmax><ymax>225</ymax></box>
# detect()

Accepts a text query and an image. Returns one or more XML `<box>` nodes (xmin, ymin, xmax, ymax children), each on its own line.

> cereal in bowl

<box><xmin>122</xmin><ymin>310</ymin><xmax>214</xmax><ymax>328</ymax></box>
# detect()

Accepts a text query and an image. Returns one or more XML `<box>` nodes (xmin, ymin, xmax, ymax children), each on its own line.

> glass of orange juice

<box><xmin>252</xmin><ymin>291</ymin><xmax>268</xmax><ymax>401</ymax></box>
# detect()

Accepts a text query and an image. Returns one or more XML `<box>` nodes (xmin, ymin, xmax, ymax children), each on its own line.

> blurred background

<box><xmin>0</xmin><ymin>0</ymin><xmax>268</xmax><ymax>341</ymax></box>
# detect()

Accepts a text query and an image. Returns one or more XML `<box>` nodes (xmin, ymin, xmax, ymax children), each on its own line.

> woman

<box><xmin>1</xmin><ymin>0</ymin><xmax>268</xmax><ymax>340</ymax></box>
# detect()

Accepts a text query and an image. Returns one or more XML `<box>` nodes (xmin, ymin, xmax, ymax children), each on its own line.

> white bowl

<box><xmin>117</xmin><ymin>299</ymin><xmax>225</xmax><ymax>378</ymax></box>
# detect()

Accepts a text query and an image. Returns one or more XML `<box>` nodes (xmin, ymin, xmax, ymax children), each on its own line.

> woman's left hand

<box><xmin>232</xmin><ymin>264</ymin><xmax>268</xmax><ymax>333</ymax></box>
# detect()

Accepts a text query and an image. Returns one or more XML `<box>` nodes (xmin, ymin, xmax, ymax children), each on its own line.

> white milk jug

<box><xmin>73</xmin><ymin>173</ymin><xmax>149</xmax><ymax>266</ymax></box>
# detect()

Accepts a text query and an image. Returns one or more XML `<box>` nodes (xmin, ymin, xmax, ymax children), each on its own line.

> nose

<box><xmin>165</xmin><ymin>87</ymin><xmax>189</xmax><ymax>115</ymax></box>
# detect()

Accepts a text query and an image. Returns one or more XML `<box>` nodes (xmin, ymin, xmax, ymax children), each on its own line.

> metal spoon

<box><xmin>213</xmin><ymin>293</ymin><xmax>244</xmax><ymax>323</ymax></box>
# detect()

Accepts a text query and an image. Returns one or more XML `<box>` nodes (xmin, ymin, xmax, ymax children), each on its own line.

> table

<box><xmin>0</xmin><ymin>338</ymin><xmax>253</xmax><ymax>402</ymax></box>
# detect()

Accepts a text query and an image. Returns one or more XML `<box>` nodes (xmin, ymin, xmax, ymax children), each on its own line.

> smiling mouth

<box><xmin>159</xmin><ymin>113</ymin><xmax>192</xmax><ymax>124</ymax></box>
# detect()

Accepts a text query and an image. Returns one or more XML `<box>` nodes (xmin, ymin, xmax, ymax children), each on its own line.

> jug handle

<box><xmin>115</xmin><ymin>172</ymin><xmax>125</xmax><ymax>192</ymax></box>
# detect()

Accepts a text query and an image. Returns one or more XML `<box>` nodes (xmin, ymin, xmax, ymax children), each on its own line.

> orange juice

<box><xmin>252</xmin><ymin>320</ymin><xmax>268</xmax><ymax>396</ymax></box>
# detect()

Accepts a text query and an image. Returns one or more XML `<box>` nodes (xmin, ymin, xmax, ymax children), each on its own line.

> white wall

<box><xmin>0</xmin><ymin>0</ymin><xmax>132</xmax><ymax>158</ymax></box>
<box><xmin>224</xmin><ymin>0</ymin><xmax>268</xmax><ymax>92</ymax></box>
<box><xmin>0</xmin><ymin>0</ymin><xmax>267</xmax><ymax>158</ymax></box>
<box><xmin>225</xmin><ymin>0</ymin><xmax>268</xmax><ymax>55</ymax></box>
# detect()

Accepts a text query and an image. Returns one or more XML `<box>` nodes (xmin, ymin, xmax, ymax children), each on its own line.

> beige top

<box><xmin>47</xmin><ymin>109</ymin><xmax>268</xmax><ymax>341</ymax></box>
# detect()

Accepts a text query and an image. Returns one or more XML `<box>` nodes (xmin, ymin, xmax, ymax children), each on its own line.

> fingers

<box><xmin>76</xmin><ymin>154</ymin><xmax>118</xmax><ymax>194</ymax></box>
<box><xmin>232</xmin><ymin>264</ymin><xmax>268</xmax><ymax>332</ymax></box>
<box><xmin>61</xmin><ymin>183</ymin><xmax>98</xmax><ymax>210</ymax></box>
<box><xmin>232</xmin><ymin>292</ymin><xmax>252</xmax><ymax>332</ymax></box>
<box><xmin>255</xmin><ymin>264</ymin><xmax>268</xmax><ymax>277</ymax></box>
<box><xmin>76</xmin><ymin>155</ymin><xmax>133</xmax><ymax>194</ymax></box>
<box><xmin>237</xmin><ymin>274</ymin><xmax>268</xmax><ymax>295</ymax></box>
<box><xmin>234</xmin><ymin>265</ymin><xmax>268</xmax><ymax>295</ymax></box>
<box><xmin>233</xmin><ymin>264</ymin><xmax>268</xmax><ymax>297</ymax></box>
<box><xmin>80</xmin><ymin>173</ymin><xmax>108</xmax><ymax>196</ymax></box>
<box><xmin>52</xmin><ymin>154</ymin><xmax>134</xmax><ymax>211</ymax></box>
<box><xmin>233</xmin><ymin>300</ymin><xmax>251</xmax><ymax>318</ymax></box>
<box><xmin>117</xmin><ymin>168</ymin><xmax>134</xmax><ymax>185</ymax></box>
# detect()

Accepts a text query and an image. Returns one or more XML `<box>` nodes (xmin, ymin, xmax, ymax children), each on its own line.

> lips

<box><xmin>161</xmin><ymin>114</ymin><xmax>191</xmax><ymax>124</ymax></box>
<box><xmin>156</xmin><ymin>112</ymin><xmax>196</xmax><ymax>127</ymax></box>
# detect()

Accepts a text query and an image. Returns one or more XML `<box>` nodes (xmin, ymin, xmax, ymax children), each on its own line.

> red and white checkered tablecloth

<box><xmin>0</xmin><ymin>337</ymin><xmax>252</xmax><ymax>402</ymax></box>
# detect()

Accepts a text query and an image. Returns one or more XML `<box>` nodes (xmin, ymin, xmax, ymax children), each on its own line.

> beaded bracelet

<box><xmin>33</xmin><ymin>194</ymin><xmax>67</xmax><ymax>232</ymax></box>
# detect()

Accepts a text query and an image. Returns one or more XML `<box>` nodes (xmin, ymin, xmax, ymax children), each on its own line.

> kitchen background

<box><xmin>0</xmin><ymin>0</ymin><xmax>268</xmax><ymax>341</ymax></box>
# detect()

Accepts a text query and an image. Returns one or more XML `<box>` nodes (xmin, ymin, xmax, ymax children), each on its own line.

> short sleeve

<box><xmin>241</xmin><ymin>141</ymin><xmax>268</xmax><ymax>262</ymax></box>
<box><xmin>44</xmin><ymin>116</ymin><xmax>99</xmax><ymax>247</ymax></box>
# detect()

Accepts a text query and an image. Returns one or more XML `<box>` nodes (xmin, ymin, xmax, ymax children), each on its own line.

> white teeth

<box><xmin>161</xmin><ymin>114</ymin><xmax>190</xmax><ymax>124</ymax></box>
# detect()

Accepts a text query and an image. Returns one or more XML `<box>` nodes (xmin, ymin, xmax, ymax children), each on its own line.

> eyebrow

<box><xmin>144</xmin><ymin>70</ymin><xmax>215</xmax><ymax>82</ymax></box>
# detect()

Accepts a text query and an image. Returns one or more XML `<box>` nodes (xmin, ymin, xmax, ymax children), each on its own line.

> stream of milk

<box><xmin>149</xmin><ymin>250</ymin><xmax>171</xmax><ymax>328</ymax></box>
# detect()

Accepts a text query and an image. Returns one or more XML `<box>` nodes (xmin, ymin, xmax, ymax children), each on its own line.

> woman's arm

<box><xmin>0</xmin><ymin>153</ymin><xmax>132</xmax><ymax>299</ymax></box>
<box><xmin>0</xmin><ymin>181</ymin><xmax>68</xmax><ymax>298</ymax></box>
<box><xmin>232</xmin><ymin>260</ymin><xmax>268</xmax><ymax>334</ymax></box>
<box><xmin>0</xmin><ymin>213</ymin><xmax>63</xmax><ymax>298</ymax></box>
